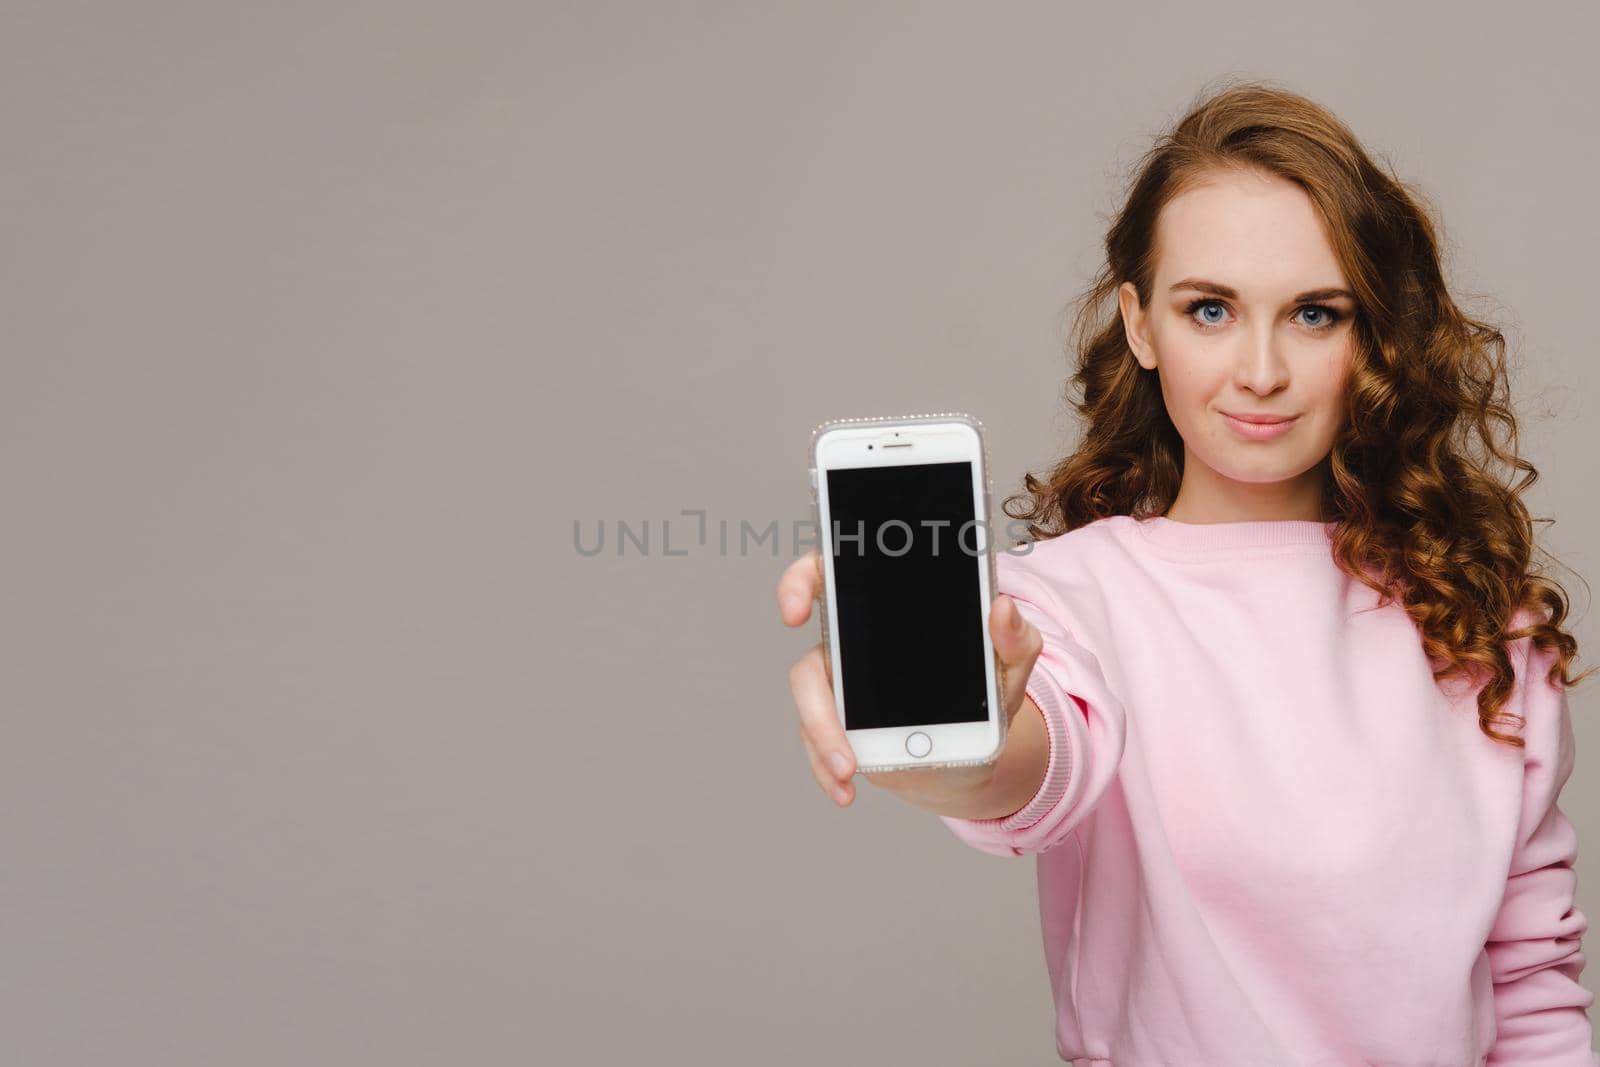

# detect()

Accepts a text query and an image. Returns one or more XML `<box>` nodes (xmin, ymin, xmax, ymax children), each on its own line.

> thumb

<box><xmin>991</xmin><ymin>594</ymin><xmax>1042</xmax><ymax>715</ymax></box>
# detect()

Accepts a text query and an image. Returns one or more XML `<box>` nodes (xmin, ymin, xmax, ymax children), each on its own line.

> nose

<box><xmin>1233</xmin><ymin>321</ymin><xmax>1291</xmax><ymax>396</ymax></box>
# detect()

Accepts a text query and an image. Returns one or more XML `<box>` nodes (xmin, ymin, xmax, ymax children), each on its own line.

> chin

<box><xmin>1201</xmin><ymin>451</ymin><xmax>1318</xmax><ymax>485</ymax></box>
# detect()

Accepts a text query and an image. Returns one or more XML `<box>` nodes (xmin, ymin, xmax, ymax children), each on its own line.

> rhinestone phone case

<box><xmin>806</xmin><ymin>412</ymin><xmax>1006</xmax><ymax>774</ymax></box>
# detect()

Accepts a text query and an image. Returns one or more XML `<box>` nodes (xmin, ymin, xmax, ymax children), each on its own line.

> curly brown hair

<box><xmin>1007</xmin><ymin>77</ymin><xmax>1592</xmax><ymax>747</ymax></box>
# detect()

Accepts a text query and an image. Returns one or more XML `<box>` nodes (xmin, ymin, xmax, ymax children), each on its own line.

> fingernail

<box><xmin>828</xmin><ymin>751</ymin><xmax>852</xmax><ymax>778</ymax></box>
<box><xmin>1009</xmin><ymin>597</ymin><xmax>1024</xmax><ymax>631</ymax></box>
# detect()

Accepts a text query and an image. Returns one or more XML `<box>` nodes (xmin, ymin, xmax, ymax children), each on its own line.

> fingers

<box><xmin>776</xmin><ymin>549</ymin><xmax>824</xmax><ymax>627</ymax></box>
<box><xmin>790</xmin><ymin>642</ymin><xmax>856</xmax><ymax>803</ymax></box>
<box><xmin>800</xmin><ymin>722</ymin><xmax>855</xmax><ymax>806</ymax></box>
<box><xmin>781</xmin><ymin>553</ymin><xmax>852</xmax><ymax>806</ymax></box>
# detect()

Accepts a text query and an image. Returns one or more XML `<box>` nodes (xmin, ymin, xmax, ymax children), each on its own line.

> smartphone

<box><xmin>807</xmin><ymin>412</ymin><xmax>1005</xmax><ymax>774</ymax></box>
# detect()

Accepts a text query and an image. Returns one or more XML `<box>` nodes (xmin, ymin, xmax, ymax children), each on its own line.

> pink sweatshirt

<box><xmin>941</xmin><ymin>515</ymin><xmax>1597</xmax><ymax>1065</ymax></box>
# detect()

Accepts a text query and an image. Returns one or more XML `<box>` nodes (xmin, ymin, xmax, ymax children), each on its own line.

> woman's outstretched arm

<box><xmin>939</xmin><ymin>550</ymin><xmax>1128</xmax><ymax>858</ymax></box>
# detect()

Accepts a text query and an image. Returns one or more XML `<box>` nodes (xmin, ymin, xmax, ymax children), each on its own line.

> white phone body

<box><xmin>807</xmin><ymin>413</ymin><xmax>1005</xmax><ymax>774</ymax></box>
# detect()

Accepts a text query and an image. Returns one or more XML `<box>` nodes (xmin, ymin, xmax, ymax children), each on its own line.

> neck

<box><xmin>1166</xmin><ymin>454</ymin><xmax>1328</xmax><ymax>523</ymax></box>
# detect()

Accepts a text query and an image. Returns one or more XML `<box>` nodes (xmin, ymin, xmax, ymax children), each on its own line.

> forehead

<box><xmin>1154</xmin><ymin>170</ymin><xmax>1347</xmax><ymax>293</ymax></box>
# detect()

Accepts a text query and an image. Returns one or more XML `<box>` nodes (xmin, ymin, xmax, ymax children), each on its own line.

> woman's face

<box><xmin>1118</xmin><ymin>168</ymin><xmax>1357</xmax><ymax>522</ymax></box>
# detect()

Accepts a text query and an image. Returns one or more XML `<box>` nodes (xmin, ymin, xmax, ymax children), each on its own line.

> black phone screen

<box><xmin>825</xmin><ymin>460</ymin><xmax>989</xmax><ymax>731</ymax></box>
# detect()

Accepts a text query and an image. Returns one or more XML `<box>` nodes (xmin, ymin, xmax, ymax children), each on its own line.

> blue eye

<box><xmin>1299</xmin><ymin>306</ymin><xmax>1335</xmax><ymax>329</ymax></box>
<box><xmin>1184</xmin><ymin>299</ymin><xmax>1229</xmax><ymax>328</ymax></box>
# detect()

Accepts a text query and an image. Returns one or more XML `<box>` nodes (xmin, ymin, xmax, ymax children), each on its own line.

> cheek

<box><xmin>1152</xmin><ymin>339</ymin><xmax>1222</xmax><ymax>411</ymax></box>
<box><xmin>1308</xmin><ymin>349</ymin><xmax>1354</xmax><ymax>421</ymax></box>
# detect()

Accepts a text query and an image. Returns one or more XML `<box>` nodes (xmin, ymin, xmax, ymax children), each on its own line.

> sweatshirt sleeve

<box><xmin>1484</xmin><ymin>629</ymin><xmax>1599</xmax><ymax>1065</ymax></box>
<box><xmin>938</xmin><ymin>546</ymin><xmax>1128</xmax><ymax>858</ymax></box>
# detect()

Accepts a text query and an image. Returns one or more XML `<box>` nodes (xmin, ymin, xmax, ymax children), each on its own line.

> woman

<box><xmin>776</xmin><ymin>81</ymin><xmax>1598</xmax><ymax>1064</ymax></box>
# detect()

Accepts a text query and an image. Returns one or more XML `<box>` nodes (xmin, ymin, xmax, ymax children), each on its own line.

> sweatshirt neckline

<box><xmin>1131</xmin><ymin>514</ymin><xmax>1337</xmax><ymax>557</ymax></box>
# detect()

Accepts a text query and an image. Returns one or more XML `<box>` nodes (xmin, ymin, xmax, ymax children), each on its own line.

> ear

<box><xmin>1118</xmin><ymin>281</ymin><xmax>1157</xmax><ymax>371</ymax></box>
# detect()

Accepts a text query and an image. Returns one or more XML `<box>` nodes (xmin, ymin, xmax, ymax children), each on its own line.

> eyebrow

<box><xmin>1168</xmin><ymin>278</ymin><xmax>1356</xmax><ymax>304</ymax></box>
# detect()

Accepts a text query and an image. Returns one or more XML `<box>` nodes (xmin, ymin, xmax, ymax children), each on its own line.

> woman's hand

<box><xmin>776</xmin><ymin>549</ymin><xmax>1045</xmax><ymax>815</ymax></box>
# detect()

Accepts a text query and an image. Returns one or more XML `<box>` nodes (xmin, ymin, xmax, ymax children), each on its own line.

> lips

<box><xmin>1222</xmin><ymin>411</ymin><xmax>1299</xmax><ymax>441</ymax></box>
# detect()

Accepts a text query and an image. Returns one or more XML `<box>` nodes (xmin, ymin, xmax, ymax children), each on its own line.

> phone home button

<box><xmin>905</xmin><ymin>731</ymin><xmax>932</xmax><ymax>758</ymax></box>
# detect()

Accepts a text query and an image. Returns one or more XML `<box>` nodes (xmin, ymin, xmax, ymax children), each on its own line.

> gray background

<box><xmin>3</xmin><ymin>2</ymin><xmax>1596</xmax><ymax>1064</ymax></box>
